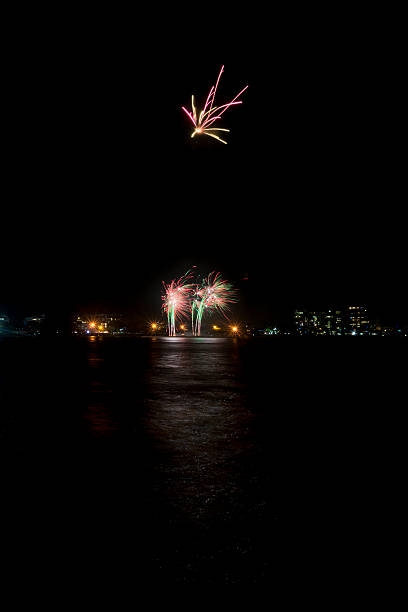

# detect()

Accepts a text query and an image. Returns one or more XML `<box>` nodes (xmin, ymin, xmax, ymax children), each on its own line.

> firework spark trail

<box><xmin>191</xmin><ymin>285</ymin><xmax>207</xmax><ymax>337</ymax></box>
<box><xmin>191</xmin><ymin>272</ymin><xmax>238</xmax><ymax>336</ymax></box>
<box><xmin>162</xmin><ymin>271</ymin><xmax>194</xmax><ymax>337</ymax></box>
<box><xmin>181</xmin><ymin>65</ymin><xmax>248</xmax><ymax>145</ymax></box>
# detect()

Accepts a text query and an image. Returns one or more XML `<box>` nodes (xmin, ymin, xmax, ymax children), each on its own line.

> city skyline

<box><xmin>2</xmin><ymin>303</ymin><xmax>406</xmax><ymax>336</ymax></box>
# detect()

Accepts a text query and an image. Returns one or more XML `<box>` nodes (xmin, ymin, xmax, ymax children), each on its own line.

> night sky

<box><xmin>2</xmin><ymin>9</ymin><xmax>405</xmax><ymax>327</ymax></box>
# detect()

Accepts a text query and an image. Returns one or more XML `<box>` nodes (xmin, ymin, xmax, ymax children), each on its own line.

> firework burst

<box><xmin>181</xmin><ymin>65</ymin><xmax>248</xmax><ymax>145</ymax></box>
<box><xmin>162</xmin><ymin>271</ymin><xmax>194</xmax><ymax>337</ymax></box>
<box><xmin>192</xmin><ymin>272</ymin><xmax>238</xmax><ymax>336</ymax></box>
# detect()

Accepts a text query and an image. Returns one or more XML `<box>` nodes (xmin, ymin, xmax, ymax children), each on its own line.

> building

<box><xmin>323</xmin><ymin>310</ymin><xmax>344</xmax><ymax>335</ymax></box>
<box><xmin>294</xmin><ymin>310</ymin><xmax>307</xmax><ymax>334</ymax></box>
<box><xmin>0</xmin><ymin>314</ymin><xmax>11</xmax><ymax>333</ymax></box>
<box><xmin>23</xmin><ymin>314</ymin><xmax>46</xmax><ymax>334</ymax></box>
<box><xmin>262</xmin><ymin>327</ymin><xmax>281</xmax><ymax>335</ymax></box>
<box><xmin>294</xmin><ymin>309</ymin><xmax>342</xmax><ymax>335</ymax></box>
<box><xmin>295</xmin><ymin>307</ymin><xmax>373</xmax><ymax>335</ymax></box>
<box><xmin>73</xmin><ymin>314</ymin><xmax>126</xmax><ymax>334</ymax></box>
<box><xmin>345</xmin><ymin>306</ymin><xmax>371</xmax><ymax>335</ymax></box>
<box><xmin>379</xmin><ymin>325</ymin><xmax>396</xmax><ymax>336</ymax></box>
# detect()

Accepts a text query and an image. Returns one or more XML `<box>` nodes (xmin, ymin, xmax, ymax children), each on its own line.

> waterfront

<box><xmin>0</xmin><ymin>335</ymin><xmax>404</xmax><ymax>584</ymax></box>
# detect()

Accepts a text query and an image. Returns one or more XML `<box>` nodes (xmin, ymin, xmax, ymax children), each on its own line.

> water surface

<box><xmin>1</xmin><ymin>335</ymin><xmax>402</xmax><ymax>584</ymax></box>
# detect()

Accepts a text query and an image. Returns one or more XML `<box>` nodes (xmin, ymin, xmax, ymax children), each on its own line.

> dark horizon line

<box><xmin>1</xmin><ymin>305</ymin><xmax>407</xmax><ymax>329</ymax></box>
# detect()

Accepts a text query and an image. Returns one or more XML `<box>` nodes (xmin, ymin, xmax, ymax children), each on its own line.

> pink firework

<box><xmin>192</xmin><ymin>272</ymin><xmax>238</xmax><ymax>336</ymax></box>
<box><xmin>182</xmin><ymin>65</ymin><xmax>248</xmax><ymax>144</ymax></box>
<box><xmin>162</xmin><ymin>271</ymin><xmax>194</xmax><ymax>336</ymax></box>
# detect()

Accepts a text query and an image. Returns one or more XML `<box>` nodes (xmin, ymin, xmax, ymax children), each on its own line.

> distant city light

<box><xmin>4</xmin><ymin>306</ymin><xmax>404</xmax><ymax>339</ymax></box>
